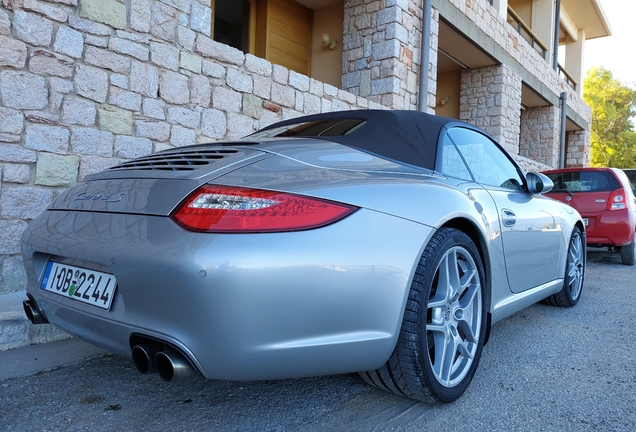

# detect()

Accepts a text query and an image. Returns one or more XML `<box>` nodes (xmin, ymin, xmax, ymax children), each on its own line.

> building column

<box><xmin>342</xmin><ymin>0</ymin><xmax>437</xmax><ymax>111</ymax></box>
<box><xmin>565</xmin><ymin>29</ymin><xmax>586</xmax><ymax>96</ymax></box>
<box><xmin>565</xmin><ymin>130</ymin><xmax>590</xmax><ymax>167</ymax></box>
<box><xmin>532</xmin><ymin>0</ymin><xmax>556</xmax><ymax>65</ymax></box>
<box><xmin>519</xmin><ymin>106</ymin><xmax>561</xmax><ymax>168</ymax></box>
<box><xmin>459</xmin><ymin>65</ymin><xmax>522</xmax><ymax>154</ymax></box>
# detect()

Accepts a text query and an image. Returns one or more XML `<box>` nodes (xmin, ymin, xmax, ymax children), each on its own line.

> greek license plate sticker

<box><xmin>40</xmin><ymin>262</ymin><xmax>117</xmax><ymax>310</ymax></box>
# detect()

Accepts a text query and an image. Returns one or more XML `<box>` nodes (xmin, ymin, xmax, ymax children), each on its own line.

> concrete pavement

<box><xmin>0</xmin><ymin>291</ymin><xmax>108</xmax><ymax>382</ymax></box>
<box><xmin>0</xmin><ymin>337</ymin><xmax>108</xmax><ymax>381</ymax></box>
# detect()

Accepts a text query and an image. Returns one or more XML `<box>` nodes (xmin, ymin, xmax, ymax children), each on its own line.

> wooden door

<box><xmin>255</xmin><ymin>0</ymin><xmax>312</xmax><ymax>76</ymax></box>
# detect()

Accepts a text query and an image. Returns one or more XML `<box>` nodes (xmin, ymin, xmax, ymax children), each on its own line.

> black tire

<box><xmin>543</xmin><ymin>227</ymin><xmax>585</xmax><ymax>307</ymax></box>
<box><xmin>620</xmin><ymin>238</ymin><xmax>635</xmax><ymax>266</ymax></box>
<box><xmin>359</xmin><ymin>228</ymin><xmax>487</xmax><ymax>404</ymax></box>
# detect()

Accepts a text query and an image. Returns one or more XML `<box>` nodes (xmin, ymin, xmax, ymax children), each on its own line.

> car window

<box><xmin>440</xmin><ymin>134</ymin><xmax>473</xmax><ymax>181</ymax></box>
<box><xmin>544</xmin><ymin>171</ymin><xmax>620</xmax><ymax>192</ymax></box>
<box><xmin>249</xmin><ymin>119</ymin><xmax>367</xmax><ymax>138</ymax></box>
<box><xmin>622</xmin><ymin>169</ymin><xmax>636</xmax><ymax>192</ymax></box>
<box><xmin>446</xmin><ymin>128</ymin><xmax>524</xmax><ymax>190</ymax></box>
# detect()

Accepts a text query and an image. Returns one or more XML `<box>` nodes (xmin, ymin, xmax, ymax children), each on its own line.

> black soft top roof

<box><xmin>254</xmin><ymin>110</ymin><xmax>457</xmax><ymax>171</ymax></box>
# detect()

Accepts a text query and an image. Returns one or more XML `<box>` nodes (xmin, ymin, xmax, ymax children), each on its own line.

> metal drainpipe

<box><xmin>418</xmin><ymin>0</ymin><xmax>432</xmax><ymax>112</ymax></box>
<box><xmin>552</xmin><ymin>0</ymin><xmax>560</xmax><ymax>71</ymax></box>
<box><xmin>559</xmin><ymin>91</ymin><xmax>568</xmax><ymax>168</ymax></box>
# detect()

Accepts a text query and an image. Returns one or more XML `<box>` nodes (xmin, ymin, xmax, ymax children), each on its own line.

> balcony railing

<box><xmin>506</xmin><ymin>6</ymin><xmax>548</xmax><ymax>60</ymax></box>
<box><xmin>558</xmin><ymin>64</ymin><xmax>577</xmax><ymax>91</ymax></box>
<box><xmin>494</xmin><ymin>5</ymin><xmax>577</xmax><ymax>92</ymax></box>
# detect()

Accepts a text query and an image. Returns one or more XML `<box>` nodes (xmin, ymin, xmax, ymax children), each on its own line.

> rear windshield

<box><xmin>249</xmin><ymin>119</ymin><xmax>367</xmax><ymax>139</ymax></box>
<box><xmin>545</xmin><ymin>170</ymin><xmax>620</xmax><ymax>192</ymax></box>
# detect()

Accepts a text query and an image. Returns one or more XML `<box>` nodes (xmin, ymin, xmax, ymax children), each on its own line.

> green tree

<box><xmin>583</xmin><ymin>67</ymin><xmax>636</xmax><ymax>167</ymax></box>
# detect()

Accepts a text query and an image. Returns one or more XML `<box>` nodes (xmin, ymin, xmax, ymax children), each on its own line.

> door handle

<box><xmin>502</xmin><ymin>209</ymin><xmax>516</xmax><ymax>227</ymax></box>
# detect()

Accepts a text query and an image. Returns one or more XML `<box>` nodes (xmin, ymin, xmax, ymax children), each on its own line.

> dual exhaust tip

<box><xmin>132</xmin><ymin>344</ymin><xmax>197</xmax><ymax>382</ymax></box>
<box><xmin>24</xmin><ymin>297</ymin><xmax>195</xmax><ymax>383</ymax></box>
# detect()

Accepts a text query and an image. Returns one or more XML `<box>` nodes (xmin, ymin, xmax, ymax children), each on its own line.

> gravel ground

<box><xmin>1</xmin><ymin>249</ymin><xmax>634</xmax><ymax>431</ymax></box>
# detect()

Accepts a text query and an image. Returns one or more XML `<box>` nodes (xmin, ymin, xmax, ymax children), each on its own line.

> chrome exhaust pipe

<box><xmin>131</xmin><ymin>344</ymin><xmax>162</xmax><ymax>374</ymax></box>
<box><xmin>23</xmin><ymin>298</ymin><xmax>48</xmax><ymax>325</ymax></box>
<box><xmin>155</xmin><ymin>349</ymin><xmax>196</xmax><ymax>382</ymax></box>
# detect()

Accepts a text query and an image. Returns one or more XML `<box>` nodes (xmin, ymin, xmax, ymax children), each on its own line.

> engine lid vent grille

<box><xmin>108</xmin><ymin>149</ymin><xmax>240</xmax><ymax>171</ymax></box>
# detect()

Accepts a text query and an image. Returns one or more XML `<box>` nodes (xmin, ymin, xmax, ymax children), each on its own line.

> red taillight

<box><xmin>171</xmin><ymin>185</ymin><xmax>358</xmax><ymax>233</ymax></box>
<box><xmin>607</xmin><ymin>188</ymin><xmax>627</xmax><ymax>211</ymax></box>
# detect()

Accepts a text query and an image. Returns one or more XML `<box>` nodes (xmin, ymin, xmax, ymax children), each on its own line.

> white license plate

<box><xmin>40</xmin><ymin>262</ymin><xmax>117</xmax><ymax>310</ymax></box>
<box><xmin>583</xmin><ymin>218</ymin><xmax>588</xmax><ymax>227</ymax></box>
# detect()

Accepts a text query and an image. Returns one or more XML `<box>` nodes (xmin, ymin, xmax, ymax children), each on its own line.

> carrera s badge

<box><xmin>74</xmin><ymin>192</ymin><xmax>128</xmax><ymax>203</ymax></box>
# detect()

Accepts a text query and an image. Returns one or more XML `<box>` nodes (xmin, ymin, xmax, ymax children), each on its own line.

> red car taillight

<box><xmin>171</xmin><ymin>185</ymin><xmax>358</xmax><ymax>233</ymax></box>
<box><xmin>607</xmin><ymin>188</ymin><xmax>627</xmax><ymax>211</ymax></box>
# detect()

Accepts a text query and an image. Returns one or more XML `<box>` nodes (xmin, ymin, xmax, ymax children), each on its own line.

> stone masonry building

<box><xmin>0</xmin><ymin>0</ymin><xmax>609</xmax><ymax>348</ymax></box>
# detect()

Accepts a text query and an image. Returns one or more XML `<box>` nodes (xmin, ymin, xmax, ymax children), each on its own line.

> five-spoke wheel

<box><xmin>360</xmin><ymin>228</ymin><xmax>487</xmax><ymax>403</ymax></box>
<box><xmin>544</xmin><ymin>226</ymin><xmax>585</xmax><ymax>307</ymax></box>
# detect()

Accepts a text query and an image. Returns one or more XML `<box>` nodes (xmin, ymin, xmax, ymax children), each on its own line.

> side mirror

<box><xmin>526</xmin><ymin>172</ymin><xmax>553</xmax><ymax>195</ymax></box>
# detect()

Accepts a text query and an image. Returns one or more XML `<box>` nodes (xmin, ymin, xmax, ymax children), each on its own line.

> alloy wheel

<box><xmin>567</xmin><ymin>232</ymin><xmax>584</xmax><ymax>301</ymax></box>
<box><xmin>426</xmin><ymin>246</ymin><xmax>482</xmax><ymax>388</ymax></box>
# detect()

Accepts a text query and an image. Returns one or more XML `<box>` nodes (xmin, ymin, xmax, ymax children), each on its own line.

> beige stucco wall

<box><xmin>435</xmin><ymin>70</ymin><xmax>461</xmax><ymax>118</ymax></box>
<box><xmin>508</xmin><ymin>0</ymin><xmax>531</xmax><ymax>24</ymax></box>
<box><xmin>310</xmin><ymin>1</ymin><xmax>343</xmax><ymax>88</ymax></box>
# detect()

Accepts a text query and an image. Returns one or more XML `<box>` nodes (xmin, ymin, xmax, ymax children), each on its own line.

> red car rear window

<box><xmin>545</xmin><ymin>171</ymin><xmax>620</xmax><ymax>192</ymax></box>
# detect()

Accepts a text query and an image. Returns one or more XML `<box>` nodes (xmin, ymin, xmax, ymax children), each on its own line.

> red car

<box><xmin>543</xmin><ymin>167</ymin><xmax>636</xmax><ymax>265</ymax></box>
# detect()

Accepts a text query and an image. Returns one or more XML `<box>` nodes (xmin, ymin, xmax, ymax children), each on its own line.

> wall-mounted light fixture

<box><xmin>321</xmin><ymin>33</ymin><xmax>338</xmax><ymax>50</ymax></box>
<box><xmin>439</xmin><ymin>96</ymin><xmax>450</xmax><ymax>106</ymax></box>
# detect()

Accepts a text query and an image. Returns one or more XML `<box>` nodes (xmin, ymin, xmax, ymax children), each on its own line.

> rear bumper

<box><xmin>22</xmin><ymin>208</ymin><xmax>432</xmax><ymax>380</ymax></box>
<box><xmin>583</xmin><ymin>209</ymin><xmax>635</xmax><ymax>246</ymax></box>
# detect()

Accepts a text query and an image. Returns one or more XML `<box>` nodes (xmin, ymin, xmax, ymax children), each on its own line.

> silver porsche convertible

<box><xmin>22</xmin><ymin>110</ymin><xmax>585</xmax><ymax>403</ymax></box>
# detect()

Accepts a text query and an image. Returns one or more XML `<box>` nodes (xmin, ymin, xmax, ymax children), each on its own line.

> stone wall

<box><xmin>515</xmin><ymin>154</ymin><xmax>552</xmax><ymax>174</ymax></box>
<box><xmin>0</xmin><ymin>0</ymin><xmax>595</xmax><ymax>296</ymax></box>
<box><xmin>0</xmin><ymin>0</ymin><xmax>379</xmax><ymax>295</ymax></box>
<box><xmin>342</xmin><ymin>0</ymin><xmax>436</xmax><ymax>112</ymax></box>
<box><xmin>566</xmin><ymin>130</ymin><xmax>589</xmax><ymax>167</ymax></box>
<box><xmin>459</xmin><ymin>65</ymin><xmax>522</xmax><ymax>155</ymax></box>
<box><xmin>443</xmin><ymin>0</ymin><xmax>591</xmax><ymax>124</ymax></box>
<box><xmin>442</xmin><ymin>0</ymin><xmax>591</xmax><ymax>169</ymax></box>
<box><xmin>519</xmin><ymin>105</ymin><xmax>560</xmax><ymax>168</ymax></box>
<box><xmin>519</xmin><ymin>107</ymin><xmax>591</xmax><ymax>170</ymax></box>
